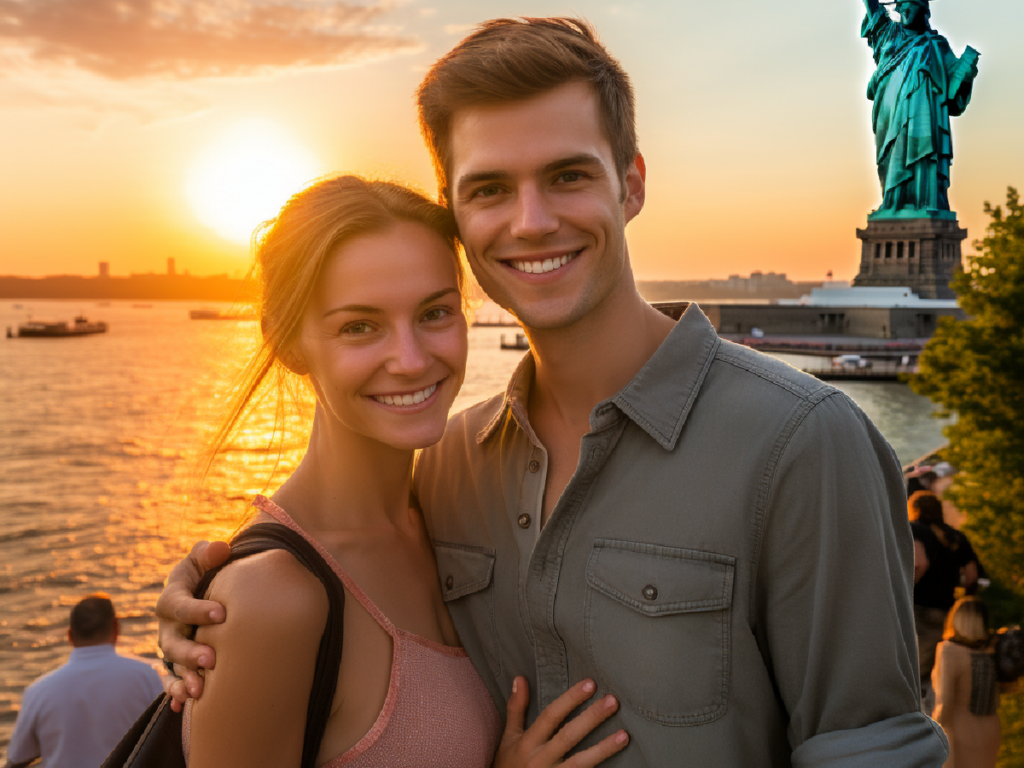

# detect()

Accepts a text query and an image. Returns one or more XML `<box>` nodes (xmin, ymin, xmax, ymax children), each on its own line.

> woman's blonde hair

<box><xmin>203</xmin><ymin>175</ymin><xmax>464</xmax><ymax>482</ymax></box>
<box><xmin>944</xmin><ymin>597</ymin><xmax>990</xmax><ymax>647</ymax></box>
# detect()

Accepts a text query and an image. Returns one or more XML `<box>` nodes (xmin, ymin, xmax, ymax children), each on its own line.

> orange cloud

<box><xmin>0</xmin><ymin>0</ymin><xmax>418</xmax><ymax>79</ymax></box>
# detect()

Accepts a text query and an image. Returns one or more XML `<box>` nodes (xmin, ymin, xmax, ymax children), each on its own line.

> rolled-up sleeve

<box><xmin>756</xmin><ymin>391</ymin><xmax>948</xmax><ymax>766</ymax></box>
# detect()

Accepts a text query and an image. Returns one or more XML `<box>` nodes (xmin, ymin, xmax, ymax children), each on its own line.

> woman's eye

<box><xmin>342</xmin><ymin>321</ymin><xmax>374</xmax><ymax>335</ymax></box>
<box><xmin>423</xmin><ymin>307</ymin><xmax>452</xmax><ymax>322</ymax></box>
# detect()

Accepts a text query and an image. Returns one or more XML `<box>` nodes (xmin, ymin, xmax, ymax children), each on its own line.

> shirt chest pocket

<box><xmin>434</xmin><ymin>542</ymin><xmax>502</xmax><ymax>680</ymax></box>
<box><xmin>584</xmin><ymin>539</ymin><xmax>735</xmax><ymax>726</ymax></box>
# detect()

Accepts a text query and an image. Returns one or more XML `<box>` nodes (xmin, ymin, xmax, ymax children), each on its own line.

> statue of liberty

<box><xmin>861</xmin><ymin>0</ymin><xmax>979</xmax><ymax>220</ymax></box>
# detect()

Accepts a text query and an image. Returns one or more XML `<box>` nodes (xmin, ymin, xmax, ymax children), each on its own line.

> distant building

<box><xmin>98</xmin><ymin>262</ymin><xmax>109</xmax><ymax>278</ymax></box>
<box><xmin>167</xmin><ymin>258</ymin><xmax>175</xmax><ymax>276</ymax></box>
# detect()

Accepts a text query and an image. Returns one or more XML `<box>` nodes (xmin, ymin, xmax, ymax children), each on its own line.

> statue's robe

<box><xmin>862</xmin><ymin>8</ymin><xmax>977</xmax><ymax>215</ymax></box>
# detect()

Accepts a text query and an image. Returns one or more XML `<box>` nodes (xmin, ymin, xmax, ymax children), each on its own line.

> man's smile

<box><xmin>503</xmin><ymin>248</ymin><xmax>582</xmax><ymax>275</ymax></box>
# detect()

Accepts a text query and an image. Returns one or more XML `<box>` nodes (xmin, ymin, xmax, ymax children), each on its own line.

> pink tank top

<box><xmin>183</xmin><ymin>495</ymin><xmax>501</xmax><ymax>767</ymax></box>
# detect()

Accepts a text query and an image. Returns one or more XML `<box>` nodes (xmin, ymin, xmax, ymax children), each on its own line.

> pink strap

<box><xmin>252</xmin><ymin>495</ymin><xmax>397</xmax><ymax>636</ymax></box>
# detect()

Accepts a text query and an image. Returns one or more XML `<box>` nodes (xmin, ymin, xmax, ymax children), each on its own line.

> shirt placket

<box><xmin>520</xmin><ymin>402</ymin><xmax>624</xmax><ymax>710</ymax></box>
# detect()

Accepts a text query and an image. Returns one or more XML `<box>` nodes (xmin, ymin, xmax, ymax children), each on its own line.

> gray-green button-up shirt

<box><xmin>415</xmin><ymin>304</ymin><xmax>948</xmax><ymax>766</ymax></box>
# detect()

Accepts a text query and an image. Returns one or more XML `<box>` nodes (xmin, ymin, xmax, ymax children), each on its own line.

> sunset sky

<box><xmin>1</xmin><ymin>0</ymin><xmax>1021</xmax><ymax>282</ymax></box>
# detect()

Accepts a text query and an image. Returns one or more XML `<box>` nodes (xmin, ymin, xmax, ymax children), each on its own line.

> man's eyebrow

<box><xmin>542</xmin><ymin>153</ymin><xmax>604</xmax><ymax>174</ymax></box>
<box><xmin>455</xmin><ymin>153</ymin><xmax>605</xmax><ymax>196</ymax></box>
<box><xmin>322</xmin><ymin>288</ymin><xmax>459</xmax><ymax>318</ymax></box>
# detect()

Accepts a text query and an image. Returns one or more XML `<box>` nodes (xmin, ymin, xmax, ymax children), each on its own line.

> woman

<box><xmin>932</xmin><ymin>597</ymin><xmax>1001</xmax><ymax>768</ymax></box>
<box><xmin>180</xmin><ymin>176</ymin><xmax>627</xmax><ymax>768</ymax></box>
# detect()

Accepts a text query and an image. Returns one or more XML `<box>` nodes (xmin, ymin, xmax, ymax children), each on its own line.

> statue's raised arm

<box><xmin>860</xmin><ymin>0</ymin><xmax>980</xmax><ymax>220</ymax></box>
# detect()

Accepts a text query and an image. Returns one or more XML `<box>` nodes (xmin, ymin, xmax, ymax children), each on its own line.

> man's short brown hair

<box><xmin>416</xmin><ymin>17</ymin><xmax>637</xmax><ymax>205</ymax></box>
<box><xmin>69</xmin><ymin>594</ymin><xmax>116</xmax><ymax>643</ymax></box>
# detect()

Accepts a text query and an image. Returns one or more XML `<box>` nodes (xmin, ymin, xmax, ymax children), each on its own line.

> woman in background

<box><xmin>932</xmin><ymin>597</ymin><xmax>1001</xmax><ymax>768</ymax></box>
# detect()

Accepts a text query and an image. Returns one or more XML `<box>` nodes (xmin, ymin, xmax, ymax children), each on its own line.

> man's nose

<box><xmin>384</xmin><ymin>326</ymin><xmax>431</xmax><ymax>377</ymax></box>
<box><xmin>509</xmin><ymin>184</ymin><xmax>559</xmax><ymax>240</ymax></box>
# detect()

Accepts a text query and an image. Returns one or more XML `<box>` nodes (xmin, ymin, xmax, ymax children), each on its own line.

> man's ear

<box><xmin>279</xmin><ymin>344</ymin><xmax>309</xmax><ymax>376</ymax></box>
<box><xmin>623</xmin><ymin>152</ymin><xmax>646</xmax><ymax>224</ymax></box>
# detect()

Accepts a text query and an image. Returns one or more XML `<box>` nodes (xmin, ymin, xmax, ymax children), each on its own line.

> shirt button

<box><xmin>445</xmin><ymin>575</ymin><xmax>454</xmax><ymax>591</ymax></box>
<box><xmin>643</xmin><ymin>584</ymin><xmax>659</xmax><ymax>601</ymax></box>
<box><xmin>518</xmin><ymin>514</ymin><xmax>532</xmax><ymax>529</ymax></box>
<box><xmin>528</xmin><ymin>460</ymin><xmax>540</xmax><ymax>473</ymax></box>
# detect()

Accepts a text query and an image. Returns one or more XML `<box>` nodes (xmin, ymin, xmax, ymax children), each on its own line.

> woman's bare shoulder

<box><xmin>188</xmin><ymin>551</ymin><xmax>330</xmax><ymax>767</ymax></box>
<box><xmin>199</xmin><ymin>549</ymin><xmax>329</xmax><ymax>644</ymax></box>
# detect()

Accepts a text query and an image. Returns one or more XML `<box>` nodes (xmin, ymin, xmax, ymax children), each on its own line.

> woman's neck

<box><xmin>272</xmin><ymin>407</ymin><xmax>415</xmax><ymax>532</ymax></box>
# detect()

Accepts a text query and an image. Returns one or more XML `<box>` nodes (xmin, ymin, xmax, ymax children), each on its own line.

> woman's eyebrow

<box><xmin>323</xmin><ymin>304</ymin><xmax>383</xmax><ymax>318</ymax></box>
<box><xmin>322</xmin><ymin>288</ymin><xmax>458</xmax><ymax>318</ymax></box>
<box><xmin>419</xmin><ymin>287</ymin><xmax>460</xmax><ymax>306</ymax></box>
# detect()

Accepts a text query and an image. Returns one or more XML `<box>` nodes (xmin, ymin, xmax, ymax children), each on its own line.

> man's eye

<box><xmin>474</xmin><ymin>185</ymin><xmax>501</xmax><ymax>198</ymax></box>
<box><xmin>557</xmin><ymin>171</ymin><xmax>583</xmax><ymax>183</ymax></box>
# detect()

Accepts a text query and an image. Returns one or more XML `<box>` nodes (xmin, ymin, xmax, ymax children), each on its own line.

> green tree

<box><xmin>911</xmin><ymin>187</ymin><xmax>1024</xmax><ymax>592</ymax></box>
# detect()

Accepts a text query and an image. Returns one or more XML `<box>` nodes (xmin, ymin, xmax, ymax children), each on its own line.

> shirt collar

<box><xmin>477</xmin><ymin>303</ymin><xmax>720</xmax><ymax>451</ymax></box>
<box><xmin>477</xmin><ymin>350</ymin><xmax>537</xmax><ymax>445</ymax></box>
<box><xmin>69</xmin><ymin>644</ymin><xmax>117</xmax><ymax>662</ymax></box>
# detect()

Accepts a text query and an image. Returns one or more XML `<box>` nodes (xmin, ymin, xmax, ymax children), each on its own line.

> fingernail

<box><xmin>583</xmin><ymin>679</ymin><xmax>596</xmax><ymax>693</ymax></box>
<box><xmin>615</xmin><ymin>731</ymin><xmax>629</xmax><ymax>745</ymax></box>
<box><xmin>198</xmin><ymin>655</ymin><xmax>210</xmax><ymax>667</ymax></box>
<box><xmin>604</xmin><ymin>695</ymin><xmax>617</xmax><ymax>708</ymax></box>
<box><xmin>209</xmin><ymin>609</ymin><xmax>218</xmax><ymax>620</ymax></box>
<box><xmin>187</xmin><ymin>685</ymin><xmax>196</xmax><ymax>696</ymax></box>
<box><xmin>512</xmin><ymin>678</ymin><xmax>518</xmax><ymax>694</ymax></box>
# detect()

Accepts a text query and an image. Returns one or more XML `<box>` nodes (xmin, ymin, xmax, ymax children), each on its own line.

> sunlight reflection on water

<box><xmin>0</xmin><ymin>301</ymin><xmax>948</xmax><ymax>753</ymax></box>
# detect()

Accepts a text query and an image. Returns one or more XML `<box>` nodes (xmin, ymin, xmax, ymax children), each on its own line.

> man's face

<box><xmin>448</xmin><ymin>81</ymin><xmax>645</xmax><ymax>331</ymax></box>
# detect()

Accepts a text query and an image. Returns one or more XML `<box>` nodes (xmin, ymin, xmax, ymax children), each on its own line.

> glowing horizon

<box><xmin>1</xmin><ymin>1</ymin><xmax>1021</xmax><ymax>283</ymax></box>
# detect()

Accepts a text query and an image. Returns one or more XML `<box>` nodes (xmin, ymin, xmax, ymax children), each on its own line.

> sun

<box><xmin>187</xmin><ymin>120</ymin><xmax>322</xmax><ymax>244</ymax></box>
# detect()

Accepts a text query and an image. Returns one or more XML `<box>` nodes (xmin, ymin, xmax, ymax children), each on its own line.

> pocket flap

<box><xmin>586</xmin><ymin>539</ymin><xmax>735</xmax><ymax>617</ymax></box>
<box><xmin>434</xmin><ymin>542</ymin><xmax>495</xmax><ymax>601</ymax></box>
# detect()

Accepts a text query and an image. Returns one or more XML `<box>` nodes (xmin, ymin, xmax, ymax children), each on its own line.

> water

<box><xmin>0</xmin><ymin>300</ymin><xmax>949</xmax><ymax>755</ymax></box>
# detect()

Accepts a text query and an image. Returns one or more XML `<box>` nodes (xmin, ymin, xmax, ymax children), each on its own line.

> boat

<box><xmin>189</xmin><ymin>309</ymin><xmax>257</xmax><ymax>321</ymax></box>
<box><xmin>500</xmin><ymin>332</ymin><xmax>530</xmax><ymax>350</ymax></box>
<box><xmin>472</xmin><ymin>319</ymin><xmax>520</xmax><ymax>327</ymax></box>
<box><xmin>11</xmin><ymin>316</ymin><xmax>108</xmax><ymax>338</ymax></box>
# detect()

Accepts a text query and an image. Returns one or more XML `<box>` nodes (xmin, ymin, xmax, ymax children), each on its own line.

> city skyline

<box><xmin>2</xmin><ymin>0</ymin><xmax>1021</xmax><ymax>281</ymax></box>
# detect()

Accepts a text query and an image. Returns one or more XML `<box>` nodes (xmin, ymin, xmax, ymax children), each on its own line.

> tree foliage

<box><xmin>911</xmin><ymin>187</ymin><xmax>1024</xmax><ymax>592</ymax></box>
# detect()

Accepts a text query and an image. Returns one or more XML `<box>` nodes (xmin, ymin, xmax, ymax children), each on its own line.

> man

<box><xmin>6</xmin><ymin>594</ymin><xmax>163</xmax><ymax>768</ymax></box>
<box><xmin>909</xmin><ymin>490</ymin><xmax>981</xmax><ymax>713</ymax></box>
<box><xmin>159</xmin><ymin>18</ymin><xmax>948</xmax><ymax>765</ymax></box>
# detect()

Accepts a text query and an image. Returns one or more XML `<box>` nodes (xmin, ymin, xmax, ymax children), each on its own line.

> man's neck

<box><xmin>525</xmin><ymin>272</ymin><xmax>676</xmax><ymax>433</ymax></box>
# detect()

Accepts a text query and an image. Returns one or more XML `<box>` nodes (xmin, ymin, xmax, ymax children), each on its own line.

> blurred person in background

<box><xmin>910</xmin><ymin>491</ymin><xmax>982</xmax><ymax>712</ymax></box>
<box><xmin>4</xmin><ymin>594</ymin><xmax>162</xmax><ymax>768</ymax></box>
<box><xmin>932</xmin><ymin>597</ymin><xmax>1001</xmax><ymax>768</ymax></box>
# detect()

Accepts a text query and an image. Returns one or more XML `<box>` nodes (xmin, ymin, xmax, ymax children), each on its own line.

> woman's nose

<box><xmin>384</xmin><ymin>327</ymin><xmax>431</xmax><ymax>377</ymax></box>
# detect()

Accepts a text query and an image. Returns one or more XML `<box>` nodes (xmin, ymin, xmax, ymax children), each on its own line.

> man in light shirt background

<box><xmin>5</xmin><ymin>594</ymin><xmax>162</xmax><ymax>768</ymax></box>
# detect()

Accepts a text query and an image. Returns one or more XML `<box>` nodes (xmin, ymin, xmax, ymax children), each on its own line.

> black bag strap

<box><xmin>194</xmin><ymin>522</ymin><xmax>345</xmax><ymax>768</ymax></box>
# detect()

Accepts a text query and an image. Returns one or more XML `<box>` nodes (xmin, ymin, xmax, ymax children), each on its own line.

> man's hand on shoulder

<box><xmin>156</xmin><ymin>539</ymin><xmax>231</xmax><ymax>710</ymax></box>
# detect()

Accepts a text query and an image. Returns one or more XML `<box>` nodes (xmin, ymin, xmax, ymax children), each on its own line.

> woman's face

<box><xmin>291</xmin><ymin>220</ymin><xmax>468</xmax><ymax>451</ymax></box>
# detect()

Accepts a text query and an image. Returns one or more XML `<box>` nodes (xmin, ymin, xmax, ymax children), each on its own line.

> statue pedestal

<box><xmin>853</xmin><ymin>217</ymin><xmax>966</xmax><ymax>300</ymax></box>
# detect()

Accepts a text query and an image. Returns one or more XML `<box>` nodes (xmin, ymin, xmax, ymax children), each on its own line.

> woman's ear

<box><xmin>279</xmin><ymin>343</ymin><xmax>309</xmax><ymax>376</ymax></box>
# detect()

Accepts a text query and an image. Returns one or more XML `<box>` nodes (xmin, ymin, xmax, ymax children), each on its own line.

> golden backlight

<box><xmin>186</xmin><ymin>120</ymin><xmax>322</xmax><ymax>244</ymax></box>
